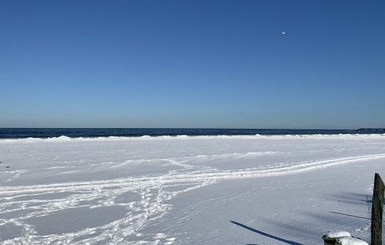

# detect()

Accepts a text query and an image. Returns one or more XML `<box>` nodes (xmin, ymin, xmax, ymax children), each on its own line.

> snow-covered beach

<box><xmin>1</xmin><ymin>134</ymin><xmax>385</xmax><ymax>244</ymax></box>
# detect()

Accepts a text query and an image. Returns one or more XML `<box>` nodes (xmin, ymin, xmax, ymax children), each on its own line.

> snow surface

<box><xmin>1</xmin><ymin>134</ymin><xmax>385</xmax><ymax>244</ymax></box>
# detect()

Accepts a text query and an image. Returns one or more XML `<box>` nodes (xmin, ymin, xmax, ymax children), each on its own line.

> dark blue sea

<box><xmin>0</xmin><ymin>128</ymin><xmax>381</xmax><ymax>139</ymax></box>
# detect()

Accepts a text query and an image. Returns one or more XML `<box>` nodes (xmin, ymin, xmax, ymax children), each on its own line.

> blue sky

<box><xmin>1</xmin><ymin>0</ymin><xmax>384</xmax><ymax>129</ymax></box>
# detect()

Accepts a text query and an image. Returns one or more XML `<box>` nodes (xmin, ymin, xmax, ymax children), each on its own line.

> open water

<box><xmin>0</xmin><ymin>128</ymin><xmax>366</xmax><ymax>139</ymax></box>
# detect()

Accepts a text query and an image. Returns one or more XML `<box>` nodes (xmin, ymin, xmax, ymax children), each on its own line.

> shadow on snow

<box><xmin>230</xmin><ymin>221</ymin><xmax>305</xmax><ymax>245</ymax></box>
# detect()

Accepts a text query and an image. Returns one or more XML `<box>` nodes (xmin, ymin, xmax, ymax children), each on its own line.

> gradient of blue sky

<box><xmin>1</xmin><ymin>0</ymin><xmax>384</xmax><ymax>128</ymax></box>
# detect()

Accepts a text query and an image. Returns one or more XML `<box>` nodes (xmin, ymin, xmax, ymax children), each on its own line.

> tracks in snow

<box><xmin>1</xmin><ymin>153</ymin><xmax>385</xmax><ymax>244</ymax></box>
<box><xmin>2</xmin><ymin>153</ymin><xmax>385</xmax><ymax>195</ymax></box>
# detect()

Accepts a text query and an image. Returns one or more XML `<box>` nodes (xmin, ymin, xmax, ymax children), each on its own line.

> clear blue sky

<box><xmin>1</xmin><ymin>0</ymin><xmax>384</xmax><ymax>129</ymax></box>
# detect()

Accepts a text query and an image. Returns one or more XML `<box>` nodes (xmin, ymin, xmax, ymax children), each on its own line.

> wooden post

<box><xmin>371</xmin><ymin>173</ymin><xmax>384</xmax><ymax>245</ymax></box>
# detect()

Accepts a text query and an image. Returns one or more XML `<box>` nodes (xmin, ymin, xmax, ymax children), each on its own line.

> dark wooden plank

<box><xmin>371</xmin><ymin>173</ymin><xmax>384</xmax><ymax>245</ymax></box>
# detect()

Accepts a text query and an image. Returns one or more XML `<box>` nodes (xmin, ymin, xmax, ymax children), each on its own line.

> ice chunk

<box><xmin>323</xmin><ymin>231</ymin><xmax>351</xmax><ymax>239</ymax></box>
<box><xmin>336</xmin><ymin>236</ymin><xmax>369</xmax><ymax>245</ymax></box>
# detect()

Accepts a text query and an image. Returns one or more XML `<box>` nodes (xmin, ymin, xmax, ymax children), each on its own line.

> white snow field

<box><xmin>1</xmin><ymin>134</ymin><xmax>385</xmax><ymax>244</ymax></box>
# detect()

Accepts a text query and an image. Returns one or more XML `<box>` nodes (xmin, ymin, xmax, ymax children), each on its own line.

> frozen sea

<box><xmin>1</xmin><ymin>133</ymin><xmax>385</xmax><ymax>244</ymax></box>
